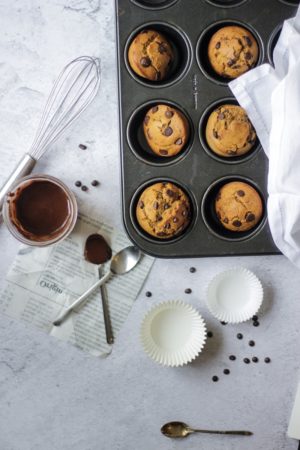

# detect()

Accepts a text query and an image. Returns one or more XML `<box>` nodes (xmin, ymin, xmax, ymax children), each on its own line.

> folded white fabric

<box><xmin>230</xmin><ymin>5</ymin><xmax>300</xmax><ymax>268</ymax></box>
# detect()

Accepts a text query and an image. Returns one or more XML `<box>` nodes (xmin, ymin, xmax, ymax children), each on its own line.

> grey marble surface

<box><xmin>0</xmin><ymin>1</ymin><xmax>299</xmax><ymax>449</ymax></box>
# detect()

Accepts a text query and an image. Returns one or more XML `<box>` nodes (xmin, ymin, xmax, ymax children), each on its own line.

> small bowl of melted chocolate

<box><xmin>3</xmin><ymin>174</ymin><xmax>78</xmax><ymax>246</ymax></box>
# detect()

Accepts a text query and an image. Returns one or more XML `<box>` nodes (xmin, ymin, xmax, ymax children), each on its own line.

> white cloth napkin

<box><xmin>230</xmin><ymin>5</ymin><xmax>300</xmax><ymax>268</ymax></box>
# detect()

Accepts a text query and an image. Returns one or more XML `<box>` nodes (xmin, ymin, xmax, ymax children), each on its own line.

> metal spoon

<box><xmin>53</xmin><ymin>246</ymin><xmax>141</xmax><ymax>326</ymax></box>
<box><xmin>161</xmin><ymin>422</ymin><xmax>253</xmax><ymax>438</ymax></box>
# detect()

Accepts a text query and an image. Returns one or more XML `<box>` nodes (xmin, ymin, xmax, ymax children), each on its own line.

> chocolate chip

<box><xmin>81</xmin><ymin>185</ymin><xmax>88</xmax><ymax>192</ymax></box>
<box><xmin>264</xmin><ymin>357</ymin><xmax>271</xmax><ymax>363</ymax></box>
<box><xmin>155</xmin><ymin>71</ymin><xmax>161</xmax><ymax>81</ymax></box>
<box><xmin>244</xmin><ymin>36</ymin><xmax>253</xmax><ymax>47</ymax></box>
<box><xmin>212</xmin><ymin>376</ymin><xmax>219</xmax><ymax>382</ymax></box>
<box><xmin>237</xmin><ymin>333</ymin><xmax>243</xmax><ymax>340</ymax></box>
<box><xmin>252</xmin><ymin>315</ymin><xmax>258</xmax><ymax>321</ymax></box>
<box><xmin>237</xmin><ymin>190</ymin><xmax>245</xmax><ymax>197</ymax></box>
<box><xmin>157</xmin><ymin>231</ymin><xmax>166</xmax><ymax>237</ymax></box>
<box><xmin>221</xmin><ymin>321</ymin><xmax>227</xmax><ymax>326</ymax></box>
<box><xmin>91</xmin><ymin>180</ymin><xmax>99</xmax><ymax>187</ymax></box>
<box><xmin>173</xmin><ymin>217</ymin><xmax>179</xmax><ymax>224</ymax></box>
<box><xmin>167</xmin><ymin>189</ymin><xmax>175</xmax><ymax>197</ymax></box>
<box><xmin>79</xmin><ymin>144</ymin><xmax>87</xmax><ymax>150</ymax></box>
<box><xmin>153</xmin><ymin>201</ymin><xmax>159</xmax><ymax>210</ymax></box>
<box><xmin>151</xmin><ymin>106</ymin><xmax>158</xmax><ymax>113</ymax></box>
<box><xmin>233</xmin><ymin>220</ymin><xmax>242</xmax><ymax>227</ymax></box>
<box><xmin>165</xmin><ymin>110</ymin><xmax>174</xmax><ymax>118</ymax></box>
<box><xmin>164</xmin><ymin>204</ymin><xmax>169</xmax><ymax>209</ymax></box>
<box><xmin>227</xmin><ymin>150</ymin><xmax>237</xmax><ymax>155</ymax></box>
<box><xmin>249</xmin><ymin>340</ymin><xmax>255</xmax><ymax>347</ymax></box>
<box><xmin>145</xmin><ymin>291</ymin><xmax>152</xmax><ymax>297</ymax></box>
<box><xmin>158</xmin><ymin>43</ymin><xmax>167</xmax><ymax>54</ymax></box>
<box><xmin>140</xmin><ymin>57</ymin><xmax>151</xmax><ymax>67</ymax></box>
<box><xmin>213</xmin><ymin>130</ymin><xmax>219</xmax><ymax>139</ymax></box>
<box><xmin>245</xmin><ymin>52</ymin><xmax>252</xmax><ymax>61</ymax></box>
<box><xmin>246</xmin><ymin>212</ymin><xmax>255</xmax><ymax>222</ymax></box>
<box><xmin>182</xmin><ymin>210</ymin><xmax>187</xmax><ymax>217</ymax></box>
<box><xmin>139</xmin><ymin>201</ymin><xmax>144</xmax><ymax>209</ymax></box>
<box><xmin>252</xmin><ymin>357</ymin><xmax>259</xmax><ymax>363</ymax></box>
<box><xmin>207</xmin><ymin>331</ymin><xmax>213</xmax><ymax>338</ymax></box>
<box><xmin>253</xmin><ymin>321</ymin><xmax>260</xmax><ymax>327</ymax></box>
<box><xmin>175</xmin><ymin>138</ymin><xmax>183</xmax><ymax>145</ymax></box>
<box><xmin>164</xmin><ymin>127</ymin><xmax>173</xmax><ymax>136</ymax></box>
<box><xmin>244</xmin><ymin>358</ymin><xmax>250</xmax><ymax>364</ymax></box>
<box><xmin>164</xmin><ymin>222</ymin><xmax>171</xmax><ymax>229</ymax></box>
<box><xmin>229</xmin><ymin>355</ymin><xmax>236</xmax><ymax>361</ymax></box>
<box><xmin>189</xmin><ymin>267</ymin><xmax>196</xmax><ymax>273</ymax></box>
<box><xmin>75</xmin><ymin>181</ymin><xmax>82</xmax><ymax>187</ymax></box>
<box><xmin>185</xmin><ymin>288</ymin><xmax>192</xmax><ymax>294</ymax></box>
<box><xmin>218</xmin><ymin>112</ymin><xmax>225</xmax><ymax>120</ymax></box>
<box><xmin>215</xmin><ymin>42</ymin><xmax>221</xmax><ymax>49</ymax></box>
<box><xmin>227</xmin><ymin>59</ymin><xmax>234</xmax><ymax>67</ymax></box>
<box><xmin>223</xmin><ymin>369</ymin><xmax>230</xmax><ymax>375</ymax></box>
<box><xmin>144</xmin><ymin>115</ymin><xmax>150</xmax><ymax>125</ymax></box>
<box><xmin>223</xmin><ymin>218</ymin><xmax>229</xmax><ymax>224</ymax></box>
<box><xmin>159</xmin><ymin>149</ymin><xmax>168</xmax><ymax>156</ymax></box>
<box><xmin>157</xmin><ymin>215</ymin><xmax>163</xmax><ymax>221</ymax></box>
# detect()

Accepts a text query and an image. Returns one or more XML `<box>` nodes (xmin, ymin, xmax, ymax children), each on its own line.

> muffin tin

<box><xmin>115</xmin><ymin>0</ymin><xmax>298</xmax><ymax>258</ymax></box>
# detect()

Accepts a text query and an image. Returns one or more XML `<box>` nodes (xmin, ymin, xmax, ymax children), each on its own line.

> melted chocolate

<box><xmin>84</xmin><ymin>234</ymin><xmax>112</xmax><ymax>265</ymax></box>
<box><xmin>9</xmin><ymin>180</ymin><xmax>71</xmax><ymax>241</ymax></box>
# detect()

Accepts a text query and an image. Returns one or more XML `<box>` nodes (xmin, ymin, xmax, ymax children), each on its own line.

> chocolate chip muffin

<box><xmin>136</xmin><ymin>182</ymin><xmax>191</xmax><ymax>238</ymax></box>
<box><xmin>205</xmin><ymin>104</ymin><xmax>256</xmax><ymax>157</ymax></box>
<box><xmin>143</xmin><ymin>104</ymin><xmax>190</xmax><ymax>157</ymax></box>
<box><xmin>215</xmin><ymin>181</ymin><xmax>263</xmax><ymax>232</ymax></box>
<box><xmin>208</xmin><ymin>26</ymin><xmax>259</xmax><ymax>79</ymax></box>
<box><xmin>128</xmin><ymin>29</ymin><xmax>174</xmax><ymax>81</ymax></box>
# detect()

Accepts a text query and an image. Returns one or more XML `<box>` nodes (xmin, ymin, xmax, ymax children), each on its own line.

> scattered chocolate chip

<box><xmin>144</xmin><ymin>115</ymin><xmax>150</xmax><ymax>125</ymax></box>
<box><xmin>182</xmin><ymin>210</ymin><xmax>187</xmax><ymax>217</ymax></box>
<box><xmin>223</xmin><ymin>369</ymin><xmax>230</xmax><ymax>375</ymax></box>
<box><xmin>237</xmin><ymin>333</ymin><xmax>243</xmax><ymax>340</ymax></box>
<box><xmin>164</xmin><ymin>222</ymin><xmax>171</xmax><ymax>229</ymax></box>
<box><xmin>227</xmin><ymin>59</ymin><xmax>234</xmax><ymax>67</ymax></box>
<box><xmin>140</xmin><ymin>57</ymin><xmax>151</xmax><ymax>67</ymax></box>
<box><xmin>185</xmin><ymin>288</ymin><xmax>192</xmax><ymax>294</ymax></box>
<box><xmin>264</xmin><ymin>357</ymin><xmax>271</xmax><ymax>363</ymax></box>
<box><xmin>167</xmin><ymin>189</ymin><xmax>175</xmax><ymax>197</ymax></box>
<box><xmin>244</xmin><ymin>358</ymin><xmax>250</xmax><ymax>364</ymax></box>
<box><xmin>189</xmin><ymin>267</ymin><xmax>196</xmax><ymax>273</ymax></box>
<box><xmin>207</xmin><ymin>331</ymin><xmax>213</xmax><ymax>338</ymax></box>
<box><xmin>165</xmin><ymin>110</ymin><xmax>174</xmax><ymax>118</ymax></box>
<box><xmin>218</xmin><ymin>112</ymin><xmax>225</xmax><ymax>120</ymax></box>
<box><xmin>159</xmin><ymin>149</ymin><xmax>168</xmax><ymax>156</ymax></box>
<box><xmin>246</xmin><ymin>212</ymin><xmax>256</xmax><ymax>223</ymax></box>
<box><xmin>145</xmin><ymin>291</ymin><xmax>152</xmax><ymax>297</ymax></box>
<box><xmin>81</xmin><ymin>185</ymin><xmax>88</xmax><ymax>192</ymax></box>
<box><xmin>164</xmin><ymin>204</ymin><xmax>169</xmax><ymax>210</ymax></box>
<box><xmin>229</xmin><ymin>355</ymin><xmax>236</xmax><ymax>361</ymax></box>
<box><xmin>157</xmin><ymin>215</ymin><xmax>163</xmax><ymax>221</ymax></box>
<box><xmin>252</xmin><ymin>315</ymin><xmax>258</xmax><ymax>321</ymax></box>
<box><xmin>173</xmin><ymin>217</ymin><xmax>178</xmax><ymax>223</ymax></box>
<box><xmin>175</xmin><ymin>138</ymin><xmax>183</xmax><ymax>145</ymax></box>
<box><xmin>223</xmin><ymin>218</ymin><xmax>229</xmax><ymax>224</ymax></box>
<box><xmin>233</xmin><ymin>220</ymin><xmax>242</xmax><ymax>228</ymax></box>
<box><xmin>215</xmin><ymin>42</ymin><xmax>221</xmax><ymax>49</ymax></box>
<box><xmin>237</xmin><ymin>190</ymin><xmax>245</xmax><ymax>197</ymax></box>
<box><xmin>79</xmin><ymin>144</ymin><xmax>87</xmax><ymax>150</ymax></box>
<box><xmin>155</xmin><ymin>71</ymin><xmax>161</xmax><ymax>81</ymax></box>
<box><xmin>91</xmin><ymin>180</ymin><xmax>99</xmax><ymax>187</ymax></box>
<box><xmin>153</xmin><ymin>201</ymin><xmax>159</xmax><ymax>210</ymax></box>
<box><xmin>212</xmin><ymin>376</ymin><xmax>219</xmax><ymax>382</ymax></box>
<box><xmin>249</xmin><ymin>340</ymin><xmax>255</xmax><ymax>347</ymax></box>
<box><xmin>253</xmin><ymin>321</ymin><xmax>260</xmax><ymax>327</ymax></box>
<box><xmin>75</xmin><ymin>181</ymin><xmax>82</xmax><ymax>187</ymax></box>
<box><xmin>221</xmin><ymin>321</ymin><xmax>227</xmax><ymax>326</ymax></box>
<box><xmin>158</xmin><ymin>43</ymin><xmax>167</xmax><ymax>54</ymax></box>
<box><xmin>157</xmin><ymin>231</ymin><xmax>167</xmax><ymax>237</ymax></box>
<box><xmin>245</xmin><ymin>52</ymin><xmax>252</xmax><ymax>61</ymax></box>
<box><xmin>252</xmin><ymin>357</ymin><xmax>259</xmax><ymax>363</ymax></box>
<box><xmin>164</xmin><ymin>127</ymin><xmax>173</xmax><ymax>137</ymax></box>
<box><xmin>244</xmin><ymin>36</ymin><xmax>252</xmax><ymax>47</ymax></box>
<box><xmin>213</xmin><ymin>130</ymin><xmax>219</xmax><ymax>139</ymax></box>
<box><xmin>139</xmin><ymin>201</ymin><xmax>144</xmax><ymax>209</ymax></box>
<box><xmin>152</xmin><ymin>106</ymin><xmax>158</xmax><ymax>113</ymax></box>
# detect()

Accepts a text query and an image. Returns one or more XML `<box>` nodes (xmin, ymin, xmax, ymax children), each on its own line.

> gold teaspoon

<box><xmin>161</xmin><ymin>422</ymin><xmax>253</xmax><ymax>438</ymax></box>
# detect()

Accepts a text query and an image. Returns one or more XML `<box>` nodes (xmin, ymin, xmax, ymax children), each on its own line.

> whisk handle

<box><xmin>0</xmin><ymin>153</ymin><xmax>36</xmax><ymax>216</ymax></box>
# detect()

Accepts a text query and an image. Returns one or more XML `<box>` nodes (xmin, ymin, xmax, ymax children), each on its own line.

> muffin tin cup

<box><xmin>129</xmin><ymin>178</ymin><xmax>198</xmax><ymax>245</ymax></box>
<box><xmin>130</xmin><ymin>0</ymin><xmax>179</xmax><ymax>10</ymax></box>
<box><xmin>199</xmin><ymin>97</ymin><xmax>261</xmax><ymax>165</ymax></box>
<box><xmin>278</xmin><ymin>0</ymin><xmax>299</xmax><ymax>5</ymax></box>
<box><xmin>127</xmin><ymin>99</ymin><xmax>194</xmax><ymax>166</ymax></box>
<box><xmin>196</xmin><ymin>19</ymin><xmax>264</xmax><ymax>86</ymax></box>
<box><xmin>201</xmin><ymin>175</ymin><xmax>267</xmax><ymax>242</ymax></box>
<box><xmin>267</xmin><ymin>23</ymin><xmax>283</xmax><ymax>65</ymax></box>
<box><xmin>205</xmin><ymin>0</ymin><xmax>248</xmax><ymax>8</ymax></box>
<box><xmin>124</xmin><ymin>21</ymin><xmax>192</xmax><ymax>89</ymax></box>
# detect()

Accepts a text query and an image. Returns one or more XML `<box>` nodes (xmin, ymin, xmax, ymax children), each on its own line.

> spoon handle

<box><xmin>53</xmin><ymin>270</ymin><xmax>112</xmax><ymax>326</ymax></box>
<box><xmin>99</xmin><ymin>266</ymin><xmax>114</xmax><ymax>344</ymax></box>
<box><xmin>193</xmin><ymin>429</ymin><xmax>253</xmax><ymax>436</ymax></box>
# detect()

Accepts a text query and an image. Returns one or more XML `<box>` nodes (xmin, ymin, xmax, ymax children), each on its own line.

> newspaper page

<box><xmin>0</xmin><ymin>214</ymin><xmax>154</xmax><ymax>357</ymax></box>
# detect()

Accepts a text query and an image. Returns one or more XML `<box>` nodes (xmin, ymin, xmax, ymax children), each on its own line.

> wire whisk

<box><xmin>0</xmin><ymin>55</ymin><xmax>101</xmax><ymax>215</ymax></box>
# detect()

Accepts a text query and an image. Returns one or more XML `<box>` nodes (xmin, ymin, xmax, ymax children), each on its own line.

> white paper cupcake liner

<box><xmin>140</xmin><ymin>300</ymin><xmax>207</xmax><ymax>367</ymax></box>
<box><xmin>206</xmin><ymin>268</ymin><xmax>263</xmax><ymax>324</ymax></box>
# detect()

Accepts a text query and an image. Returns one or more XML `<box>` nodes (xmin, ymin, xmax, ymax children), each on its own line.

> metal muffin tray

<box><xmin>115</xmin><ymin>0</ymin><xmax>298</xmax><ymax>258</ymax></box>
